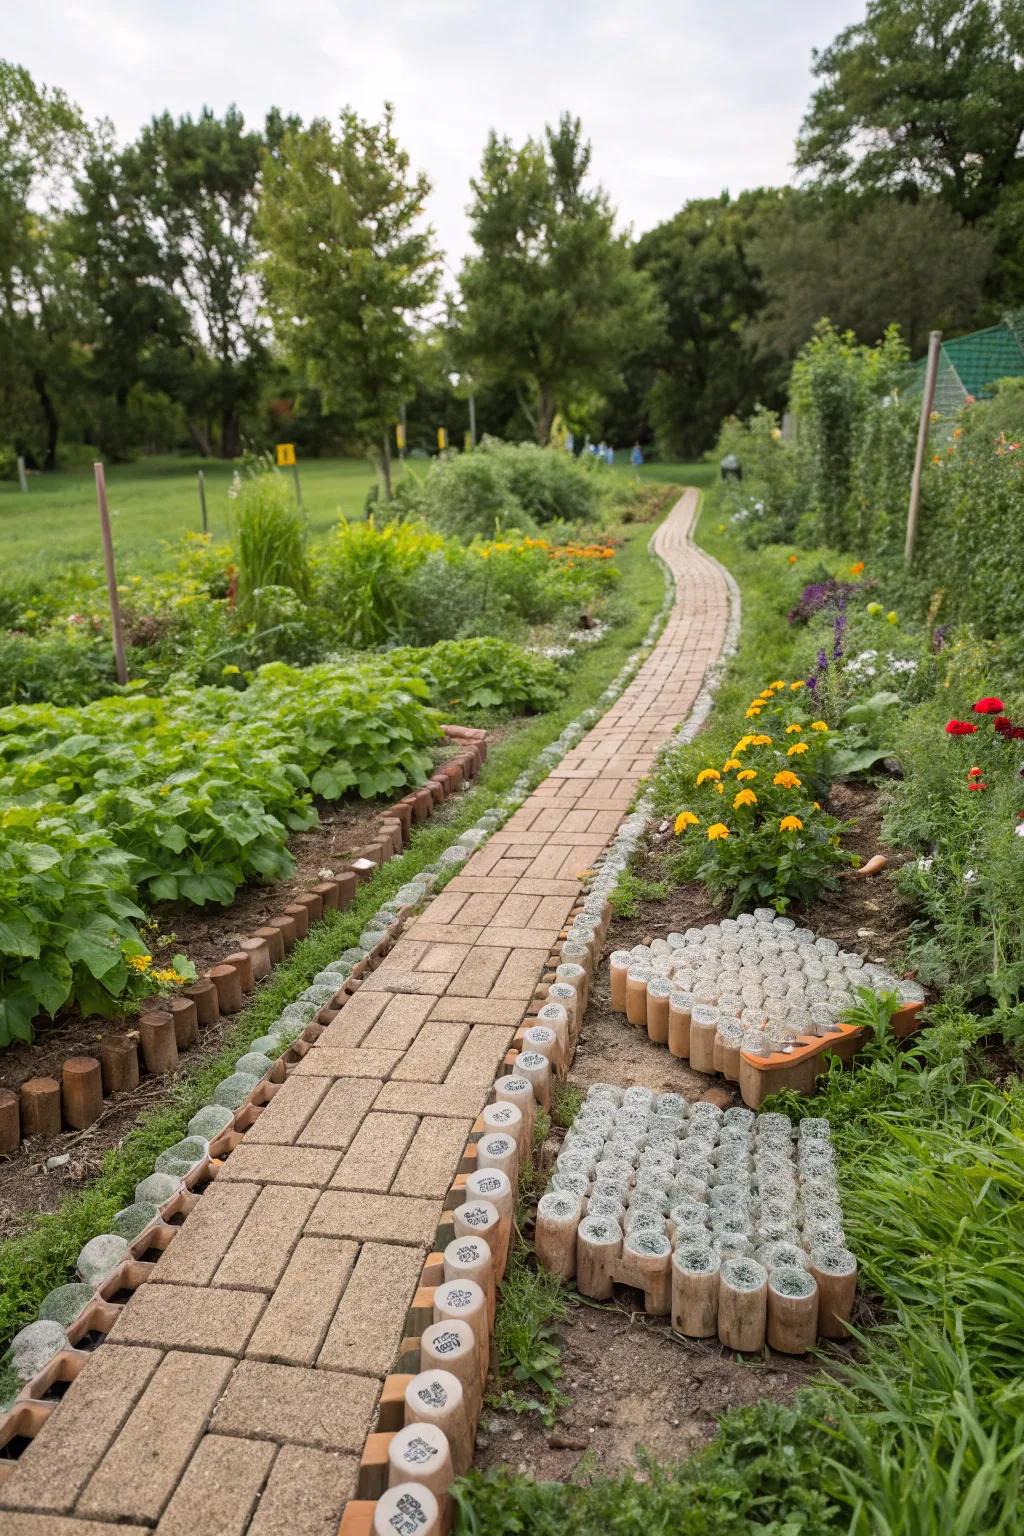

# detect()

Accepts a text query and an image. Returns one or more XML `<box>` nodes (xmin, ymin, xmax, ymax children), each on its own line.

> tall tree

<box><xmin>0</xmin><ymin>60</ymin><xmax>91</xmax><ymax>469</ymax></box>
<box><xmin>456</xmin><ymin>114</ymin><xmax>661</xmax><ymax>444</ymax></box>
<box><xmin>634</xmin><ymin>190</ymin><xmax>780</xmax><ymax>458</ymax></box>
<box><xmin>749</xmin><ymin>194</ymin><xmax>993</xmax><ymax>361</ymax></box>
<box><xmin>259</xmin><ymin>104</ymin><xmax>440</xmax><ymax>498</ymax></box>
<box><xmin>127</xmin><ymin>107</ymin><xmax>271</xmax><ymax>457</ymax></box>
<box><xmin>796</xmin><ymin>0</ymin><xmax>1024</xmax><ymax>227</ymax></box>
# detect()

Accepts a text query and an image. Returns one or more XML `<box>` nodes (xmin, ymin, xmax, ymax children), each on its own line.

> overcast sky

<box><xmin>7</xmin><ymin>0</ymin><xmax>860</xmax><ymax>266</ymax></box>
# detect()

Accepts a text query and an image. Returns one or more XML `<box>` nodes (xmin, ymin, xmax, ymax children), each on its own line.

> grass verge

<box><xmin>0</xmin><ymin>505</ymin><xmax>679</xmax><ymax>1354</ymax></box>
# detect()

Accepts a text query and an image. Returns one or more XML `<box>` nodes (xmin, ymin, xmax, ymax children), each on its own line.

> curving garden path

<box><xmin>0</xmin><ymin>489</ymin><xmax>730</xmax><ymax>1536</ymax></box>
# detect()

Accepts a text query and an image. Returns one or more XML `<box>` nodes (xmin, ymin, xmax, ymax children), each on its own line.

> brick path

<box><xmin>0</xmin><ymin>489</ymin><xmax>729</xmax><ymax>1536</ymax></box>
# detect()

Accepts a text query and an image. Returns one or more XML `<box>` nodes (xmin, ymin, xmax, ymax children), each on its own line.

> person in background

<box><xmin>631</xmin><ymin>441</ymin><xmax>643</xmax><ymax>468</ymax></box>
<box><xmin>606</xmin><ymin>444</ymin><xmax>615</xmax><ymax>465</ymax></box>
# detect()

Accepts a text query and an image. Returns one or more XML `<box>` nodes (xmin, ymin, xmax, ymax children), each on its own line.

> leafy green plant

<box><xmin>314</xmin><ymin>516</ymin><xmax>442</xmax><ymax>646</ymax></box>
<box><xmin>387</xmin><ymin>638</ymin><xmax>563</xmax><ymax>717</ymax></box>
<box><xmin>608</xmin><ymin>869</ymin><xmax>668</xmax><ymax>917</ymax></box>
<box><xmin>229</xmin><ymin>464</ymin><xmax>309</xmax><ymax>607</ymax></box>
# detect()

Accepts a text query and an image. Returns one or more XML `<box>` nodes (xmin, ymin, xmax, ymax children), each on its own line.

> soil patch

<box><xmin>477</xmin><ymin>780</ymin><xmax>912</xmax><ymax>1480</ymax></box>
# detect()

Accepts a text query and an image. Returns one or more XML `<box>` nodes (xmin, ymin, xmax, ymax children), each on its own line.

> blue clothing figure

<box><xmin>606</xmin><ymin>446</ymin><xmax>614</xmax><ymax>465</ymax></box>
<box><xmin>631</xmin><ymin>442</ymin><xmax>643</xmax><ymax>467</ymax></box>
<box><xmin>566</xmin><ymin>432</ymin><xmax>574</xmax><ymax>454</ymax></box>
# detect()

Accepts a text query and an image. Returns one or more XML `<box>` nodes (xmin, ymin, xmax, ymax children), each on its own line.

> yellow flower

<box><xmin>221</xmin><ymin>663</ymin><xmax>241</xmax><ymax>676</ymax></box>
<box><xmin>787</xmin><ymin>741</ymin><xmax>809</xmax><ymax>756</ymax></box>
<box><xmin>745</xmin><ymin>706</ymin><xmax>762</xmax><ymax>719</ymax></box>
<box><xmin>774</xmin><ymin>770</ymin><xmax>801</xmax><ymax>789</ymax></box>
<box><xmin>758</xmin><ymin>689</ymin><xmax>774</xmax><ymax>700</ymax></box>
<box><xmin>696</xmin><ymin>768</ymin><xmax>721</xmax><ymax>785</ymax></box>
<box><xmin>713</xmin><ymin>781</ymin><xmax>724</xmax><ymax>794</ymax></box>
<box><xmin>736</xmin><ymin>769</ymin><xmax>757</xmax><ymax>782</ymax></box>
<box><xmin>810</xmin><ymin>721</ymin><xmax>829</xmax><ymax>732</ymax></box>
<box><xmin>733</xmin><ymin>788</ymin><xmax>757</xmax><ymax>809</ymax></box>
<box><xmin>733</xmin><ymin>737</ymin><xmax>752</xmax><ymax>755</ymax></box>
<box><xmin>153</xmin><ymin>968</ymin><xmax>183</xmax><ymax>985</ymax></box>
<box><xmin>750</xmin><ymin>734</ymin><xmax>773</xmax><ymax>747</ymax></box>
<box><xmin>779</xmin><ymin>815</ymin><xmax>804</xmax><ymax>832</ymax></box>
<box><xmin>722</xmin><ymin>758</ymin><xmax>743</xmax><ymax>773</ymax></box>
<box><xmin>785</xmin><ymin>723</ymin><xmax>803</xmax><ymax>734</ymax></box>
<box><xmin>707</xmin><ymin>823</ymin><xmax>729</xmax><ymax>840</ymax></box>
<box><xmin>789</xmin><ymin>680</ymin><xmax>806</xmax><ymax>691</ymax></box>
<box><xmin>674</xmin><ymin>811</ymin><xmax>699</xmax><ymax>833</ymax></box>
<box><xmin>770</xmin><ymin>680</ymin><xmax>785</xmax><ymax>690</ymax></box>
<box><xmin>886</xmin><ymin>610</ymin><xmax>898</xmax><ymax>624</ymax></box>
<box><xmin>813</xmin><ymin>801</ymin><xmax>821</xmax><ymax>810</ymax></box>
<box><xmin>127</xmin><ymin>955</ymin><xmax>153</xmax><ymax>973</ymax></box>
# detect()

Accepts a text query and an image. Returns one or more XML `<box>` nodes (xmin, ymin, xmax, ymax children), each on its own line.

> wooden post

<box><xmin>197</xmin><ymin>470</ymin><xmax>208</xmax><ymax>533</ymax></box>
<box><xmin>291</xmin><ymin>460</ymin><xmax>303</xmax><ymax>511</ymax></box>
<box><xmin>16</xmin><ymin>455</ymin><xmax>28</xmax><ymax>493</ymax></box>
<box><xmin>94</xmin><ymin>463</ymin><xmax>128</xmax><ymax>685</ymax></box>
<box><xmin>905</xmin><ymin>329</ymin><xmax>942</xmax><ymax>567</ymax></box>
<box><xmin>468</xmin><ymin>393</ymin><xmax>477</xmax><ymax>450</ymax></box>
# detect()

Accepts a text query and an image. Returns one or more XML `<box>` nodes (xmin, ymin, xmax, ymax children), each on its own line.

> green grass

<box><xmin>0</xmin><ymin>455</ymin><xmax>381</xmax><ymax>573</ymax></box>
<box><xmin>0</xmin><ymin>501</ymin><xmax>680</xmax><ymax>1357</ymax></box>
<box><xmin>0</xmin><ymin>455</ymin><xmax>707</xmax><ymax>575</ymax></box>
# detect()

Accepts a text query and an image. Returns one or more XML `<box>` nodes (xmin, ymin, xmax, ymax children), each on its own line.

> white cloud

<box><xmin>6</xmin><ymin>0</ymin><xmax>859</xmax><ymax>263</ymax></box>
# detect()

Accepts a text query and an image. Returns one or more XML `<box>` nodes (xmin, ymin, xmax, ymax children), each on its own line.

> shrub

<box><xmin>386</xmin><ymin>638</ymin><xmax>563</xmax><ymax>716</ymax></box>
<box><xmin>229</xmin><ymin>465</ymin><xmax>309</xmax><ymax>607</ymax></box>
<box><xmin>398</xmin><ymin>437</ymin><xmax>602</xmax><ymax>540</ymax></box>
<box><xmin>0</xmin><ymin>629</ymin><xmax>116</xmax><ymax>706</ymax></box>
<box><xmin>314</xmin><ymin>517</ymin><xmax>443</xmax><ymax>647</ymax></box>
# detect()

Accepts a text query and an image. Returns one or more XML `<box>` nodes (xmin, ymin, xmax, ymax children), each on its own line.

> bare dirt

<box><xmin>475</xmin><ymin>780</ymin><xmax>916</xmax><ymax>1481</ymax></box>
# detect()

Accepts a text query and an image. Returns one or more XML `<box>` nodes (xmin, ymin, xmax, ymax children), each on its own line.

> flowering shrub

<box><xmin>667</xmin><ymin>679</ymin><xmax>856</xmax><ymax>912</ymax></box>
<box><xmin>385</xmin><ymin>638</ymin><xmax>562</xmax><ymax>717</ymax></box>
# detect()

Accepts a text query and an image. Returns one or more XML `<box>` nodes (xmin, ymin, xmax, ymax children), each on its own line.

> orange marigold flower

<box><xmin>736</xmin><ymin>769</ymin><xmax>757</xmax><ymax>782</ymax></box>
<box><xmin>773</xmin><ymin>770</ymin><xmax>801</xmax><ymax>789</ymax></box>
<box><xmin>750</xmin><ymin>734</ymin><xmax>773</xmax><ymax>747</ymax></box>
<box><xmin>674</xmin><ymin>811</ymin><xmax>700</xmax><ymax>833</ymax></box>
<box><xmin>785</xmin><ymin>723</ymin><xmax>803</xmax><ymax>734</ymax></box>
<box><xmin>850</xmin><ymin>561</ymin><xmax>865</xmax><ymax>575</ymax></box>
<box><xmin>733</xmin><ymin>788</ymin><xmax>757</xmax><ymax>809</ymax></box>
<box><xmin>707</xmin><ymin>823</ymin><xmax>729</xmax><ymax>841</ymax></box>
<box><xmin>696</xmin><ymin>768</ymin><xmax>721</xmax><ymax>785</ymax></box>
<box><xmin>779</xmin><ymin>815</ymin><xmax>804</xmax><ymax>832</ymax></box>
<box><xmin>789</xmin><ymin>680</ymin><xmax>806</xmax><ymax>691</ymax></box>
<box><xmin>810</xmin><ymin>721</ymin><xmax>829</xmax><ymax>732</ymax></box>
<box><xmin>787</xmin><ymin>741</ymin><xmax>810</xmax><ymax>756</ymax></box>
<box><xmin>722</xmin><ymin>758</ymin><xmax>743</xmax><ymax>773</ymax></box>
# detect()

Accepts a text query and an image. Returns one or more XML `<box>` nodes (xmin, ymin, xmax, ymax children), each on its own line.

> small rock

<box><xmin>38</xmin><ymin>1283</ymin><xmax>94</xmax><ymax>1328</ymax></box>
<box><xmin>6</xmin><ymin>1320</ymin><xmax>68</xmax><ymax>1382</ymax></box>
<box><xmin>77</xmin><ymin>1233</ymin><xmax>129</xmax><ymax>1287</ymax></box>
<box><xmin>135</xmin><ymin>1172</ymin><xmax>180</xmax><ymax>1206</ymax></box>
<box><xmin>510</xmin><ymin>1430</ymin><xmax>524</xmax><ymax>1443</ymax></box>
<box><xmin>700</xmin><ymin>1085</ymin><xmax>733</xmax><ymax>1110</ymax></box>
<box><xmin>45</xmin><ymin>1154</ymin><xmax>71</xmax><ymax>1171</ymax></box>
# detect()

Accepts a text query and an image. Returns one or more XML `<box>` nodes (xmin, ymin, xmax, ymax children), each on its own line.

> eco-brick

<box><xmin>150</xmin><ymin>1181</ymin><xmax>260</xmax><ymax>1287</ymax></box>
<box><xmin>108</xmin><ymin>1283</ymin><xmax>265</xmax><ymax>1354</ymax></box>
<box><xmin>291</xmin><ymin>1045</ymin><xmax>404</xmax><ymax>1081</ymax></box>
<box><xmin>245</xmin><ymin>1445</ymin><xmax>358</xmax><ymax>1536</ymax></box>
<box><xmin>331</xmin><ymin>1112</ymin><xmax>418</xmax><ymax>1192</ymax></box>
<box><xmin>153</xmin><ymin>1433</ymin><xmax>275</xmax><ymax>1535</ymax></box>
<box><xmin>389</xmin><ymin>1022</ymin><xmax>469</xmax><ymax>1083</ymax></box>
<box><xmin>297</xmin><ymin>1078</ymin><xmax>383</xmax><ymax>1149</ymax></box>
<box><xmin>246</xmin><ymin>1237</ymin><xmax>358</xmax><ymax>1367</ymax></box>
<box><xmin>211</xmin><ymin>1360</ymin><xmax>378</xmax><ymax>1452</ymax></box>
<box><xmin>215</xmin><ymin>1144</ymin><xmax>340</xmax><ymax>1186</ymax></box>
<box><xmin>391</xmin><ymin>1116</ymin><xmax>474</xmax><ymax>1198</ymax></box>
<box><xmin>0</xmin><ymin>1344</ymin><xmax>160</xmax><ymax>1514</ymax></box>
<box><xmin>214</xmin><ymin>1183</ymin><xmax>319</xmax><ymax>1291</ymax></box>
<box><xmin>240</xmin><ymin>1077</ymin><xmax>331</xmax><ymax>1144</ymax></box>
<box><xmin>307</xmin><ymin>1190</ymin><xmax>441</xmax><ymax>1246</ymax></box>
<box><xmin>316</xmin><ymin>1240</ymin><xmax>425</xmax><ymax>1376</ymax></box>
<box><xmin>78</xmin><ymin>1351</ymin><xmax>233</xmax><ymax>1523</ymax></box>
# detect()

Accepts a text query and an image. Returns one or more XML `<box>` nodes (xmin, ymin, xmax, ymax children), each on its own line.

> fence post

<box><xmin>197</xmin><ymin>469</ymin><xmax>208</xmax><ymax>533</ymax></box>
<box><xmin>905</xmin><ymin>330</ymin><xmax>942</xmax><ymax>567</ymax></box>
<box><xmin>94</xmin><ymin>463</ymin><xmax>128</xmax><ymax>685</ymax></box>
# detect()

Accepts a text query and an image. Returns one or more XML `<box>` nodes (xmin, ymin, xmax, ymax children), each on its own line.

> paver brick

<box><xmin>317</xmin><ymin>1240</ymin><xmax>424</xmax><ymax>1375</ymax></box>
<box><xmin>214</xmin><ymin>1183</ymin><xmax>319</xmax><ymax>1291</ymax></box>
<box><xmin>108</xmin><ymin>1282</ymin><xmax>264</xmax><ymax>1354</ymax></box>
<box><xmin>211</xmin><ymin>1360</ymin><xmax>378</xmax><ymax>1453</ymax></box>
<box><xmin>358</xmin><ymin>969</ymin><xmax>448</xmax><ymax>996</ymax></box>
<box><xmin>390</xmin><ymin>1020</ymin><xmax>468</xmax><ymax>1082</ymax></box>
<box><xmin>489</xmin><ymin>947</ymin><xmax>551</xmax><ymax>999</ymax></box>
<box><xmin>297</xmin><ymin>1077</ymin><xmax>382</xmax><ymax>1149</ymax></box>
<box><xmin>78</xmin><ymin>1350</ymin><xmax>234</xmax><ymax>1523</ymax></box>
<box><xmin>417</xmin><ymin>941</ymin><xmax>473</xmax><ymax>972</ymax></box>
<box><xmin>241</xmin><ymin>1077</ymin><xmax>331</xmax><ymax>1144</ymax></box>
<box><xmin>0</xmin><ymin>1344</ymin><xmax>161</xmax><ymax>1514</ymax></box>
<box><xmin>428</xmin><ymin>994</ymin><xmax>526</xmax><ymax>1026</ymax></box>
<box><xmin>447</xmin><ymin>945</ymin><xmax>510</xmax><ymax>998</ymax></box>
<box><xmin>307</xmin><ymin>1189</ymin><xmax>441</xmax><ymax>1246</ymax></box>
<box><xmin>290</xmin><ymin>1046</ymin><xmax>403</xmax><ymax>1078</ymax></box>
<box><xmin>492</xmin><ymin>893</ymin><xmax>541</xmax><ymax>926</ymax></box>
<box><xmin>247</xmin><ymin>1237</ymin><xmax>358</xmax><ymax>1366</ymax></box>
<box><xmin>452</xmin><ymin>891</ymin><xmax>505</xmax><ymax>923</ymax></box>
<box><xmin>445</xmin><ymin>1026</ymin><xmax>517</xmax><ymax>1087</ymax></box>
<box><xmin>361</xmin><ymin>992</ymin><xmax>433</xmax><ymax>1051</ymax></box>
<box><xmin>0</xmin><ymin>1520</ymin><xmax>149</xmax><ymax>1536</ymax></box>
<box><xmin>484</xmin><ymin>924</ymin><xmax>564</xmax><ymax>949</ymax></box>
<box><xmin>316</xmin><ymin>990</ymin><xmax>388</xmax><ymax>1048</ymax></box>
<box><xmin>245</xmin><ymin>1444</ymin><xmax>358</xmax><ymax>1536</ymax></box>
<box><xmin>330</xmin><ymin>1111</ymin><xmax>418</xmax><ymax>1191</ymax></box>
<box><xmin>151</xmin><ymin>1181</ymin><xmax>261</xmax><ymax>1287</ymax></box>
<box><xmin>373</xmin><ymin>1080</ymin><xmax>490</xmax><ymax>1119</ymax></box>
<box><xmin>215</xmin><ymin>1144</ymin><xmax>340</xmax><ymax>1186</ymax></box>
<box><xmin>402</xmin><ymin>921</ymin><xmax>483</xmax><ymax>944</ymax></box>
<box><xmin>391</xmin><ymin>1115</ymin><xmax>474</xmax><ymax>1198</ymax></box>
<box><xmin>154</xmin><ymin>1432</ymin><xmax>275</xmax><ymax>1535</ymax></box>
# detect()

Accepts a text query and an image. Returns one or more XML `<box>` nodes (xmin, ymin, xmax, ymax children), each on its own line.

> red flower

<box><xmin>994</xmin><ymin>716</ymin><xmax>1013</xmax><ymax>734</ymax></box>
<box><xmin>967</xmin><ymin>766</ymin><xmax>983</xmax><ymax>778</ymax></box>
<box><xmin>967</xmin><ymin>782</ymin><xmax>989</xmax><ymax>791</ymax></box>
<box><xmin>973</xmin><ymin>697</ymin><xmax>1005</xmax><ymax>714</ymax></box>
<box><xmin>946</xmin><ymin>720</ymin><xmax>978</xmax><ymax>735</ymax></box>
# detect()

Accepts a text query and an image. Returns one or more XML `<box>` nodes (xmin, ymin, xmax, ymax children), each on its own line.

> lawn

<box><xmin>0</xmin><ymin>454</ymin><xmax>709</xmax><ymax>572</ymax></box>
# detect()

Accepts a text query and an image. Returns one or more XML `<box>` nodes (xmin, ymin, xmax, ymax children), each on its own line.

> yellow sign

<box><xmin>395</xmin><ymin>422</ymin><xmax>406</xmax><ymax>452</ymax></box>
<box><xmin>436</xmin><ymin>427</ymin><xmax>448</xmax><ymax>451</ymax></box>
<box><xmin>275</xmin><ymin>442</ymin><xmax>296</xmax><ymax>467</ymax></box>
